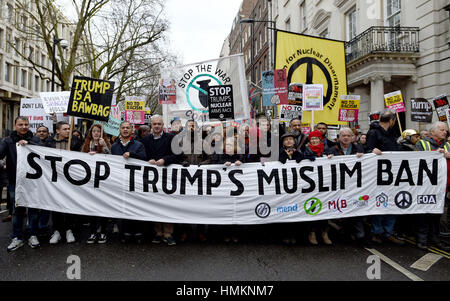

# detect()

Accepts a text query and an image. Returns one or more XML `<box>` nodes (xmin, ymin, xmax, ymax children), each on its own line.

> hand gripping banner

<box><xmin>16</xmin><ymin>145</ymin><xmax>445</xmax><ymax>225</ymax></box>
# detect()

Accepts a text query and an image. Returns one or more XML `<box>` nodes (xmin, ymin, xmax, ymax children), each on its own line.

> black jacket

<box><xmin>328</xmin><ymin>142</ymin><xmax>364</xmax><ymax>156</ymax></box>
<box><xmin>366</xmin><ymin>121</ymin><xmax>399</xmax><ymax>152</ymax></box>
<box><xmin>278</xmin><ymin>147</ymin><xmax>305</xmax><ymax>163</ymax></box>
<box><xmin>141</xmin><ymin>132</ymin><xmax>179</xmax><ymax>166</ymax></box>
<box><xmin>398</xmin><ymin>139</ymin><xmax>417</xmax><ymax>152</ymax></box>
<box><xmin>111</xmin><ymin>138</ymin><xmax>146</xmax><ymax>160</ymax></box>
<box><xmin>0</xmin><ymin>131</ymin><xmax>41</xmax><ymax>184</ymax></box>
<box><xmin>45</xmin><ymin>134</ymin><xmax>82</xmax><ymax>151</ymax></box>
<box><xmin>211</xmin><ymin>153</ymin><xmax>245</xmax><ymax>164</ymax></box>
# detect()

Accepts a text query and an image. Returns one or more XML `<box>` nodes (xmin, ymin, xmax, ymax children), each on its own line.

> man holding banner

<box><xmin>111</xmin><ymin>121</ymin><xmax>147</xmax><ymax>243</ymax></box>
<box><xmin>46</xmin><ymin>121</ymin><xmax>82</xmax><ymax>245</ymax></box>
<box><xmin>366</xmin><ymin>111</ymin><xmax>404</xmax><ymax>246</ymax></box>
<box><xmin>415</xmin><ymin>121</ymin><xmax>450</xmax><ymax>251</ymax></box>
<box><xmin>142</xmin><ymin>115</ymin><xmax>179</xmax><ymax>246</ymax></box>
<box><xmin>2</xmin><ymin>117</ymin><xmax>42</xmax><ymax>252</ymax></box>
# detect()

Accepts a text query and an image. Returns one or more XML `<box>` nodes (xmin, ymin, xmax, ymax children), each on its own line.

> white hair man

<box><xmin>415</xmin><ymin>121</ymin><xmax>450</xmax><ymax>251</ymax></box>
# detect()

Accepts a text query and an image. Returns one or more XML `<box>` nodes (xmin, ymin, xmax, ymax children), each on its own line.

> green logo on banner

<box><xmin>304</xmin><ymin>197</ymin><xmax>322</xmax><ymax>216</ymax></box>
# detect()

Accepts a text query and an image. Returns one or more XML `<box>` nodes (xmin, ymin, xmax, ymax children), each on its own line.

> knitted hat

<box><xmin>308</xmin><ymin>130</ymin><xmax>323</xmax><ymax>141</ymax></box>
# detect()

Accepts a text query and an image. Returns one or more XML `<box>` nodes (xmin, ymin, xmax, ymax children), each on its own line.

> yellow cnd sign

<box><xmin>276</xmin><ymin>31</ymin><xmax>348</xmax><ymax>125</ymax></box>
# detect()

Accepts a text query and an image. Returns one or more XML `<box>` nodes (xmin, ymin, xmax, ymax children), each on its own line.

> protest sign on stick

<box><xmin>384</xmin><ymin>91</ymin><xmax>405</xmax><ymax>135</ymax></box>
<box><xmin>67</xmin><ymin>76</ymin><xmax>114</xmax><ymax>122</ymax></box>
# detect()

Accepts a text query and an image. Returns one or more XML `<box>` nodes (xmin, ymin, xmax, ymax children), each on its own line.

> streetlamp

<box><xmin>51</xmin><ymin>37</ymin><xmax>68</xmax><ymax>92</ymax></box>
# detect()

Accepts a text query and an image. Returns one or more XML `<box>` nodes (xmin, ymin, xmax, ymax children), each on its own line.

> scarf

<box><xmin>309</xmin><ymin>143</ymin><xmax>324</xmax><ymax>157</ymax></box>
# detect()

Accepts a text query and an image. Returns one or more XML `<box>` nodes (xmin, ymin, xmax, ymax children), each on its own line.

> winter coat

<box><xmin>278</xmin><ymin>147</ymin><xmax>305</xmax><ymax>164</ymax></box>
<box><xmin>141</xmin><ymin>132</ymin><xmax>179</xmax><ymax>166</ymax></box>
<box><xmin>416</xmin><ymin>136</ymin><xmax>450</xmax><ymax>189</ymax></box>
<box><xmin>111</xmin><ymin>138</ymin><xmax>146</xmax><ymax>160</ymax></box>
<box><xmin>45</xmin><ymin>134</ymin><xmax>82</xmax><ymax>151</ymax></box>
<box><xmin>0</xmin><ymin>131</ymin><xmax>41</xmax><ymax>184</ymax></box>
<box><xmin>211</xmin><ymin>153</ymin><xmax>245</xmax><ymax>165</ymax></box>
<box><xmin>328</xmin><ymin>142</ymin><xmax>364</xmax><ymax>156</ymax></box>
<box><xmin>366</xmin><ymin>121</ymin><xmax>399</xmax><ymax>152</ymax></box>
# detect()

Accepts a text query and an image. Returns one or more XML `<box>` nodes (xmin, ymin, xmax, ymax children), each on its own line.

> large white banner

<box><xmin>162</xmin><ymin>54</ymin><xmax>250</xmax><ymax>125</ymax></box>
<box><xmin>16</xmin><ymin>145</ymin><xmax>446</xmax><ymax>224</ymax></box>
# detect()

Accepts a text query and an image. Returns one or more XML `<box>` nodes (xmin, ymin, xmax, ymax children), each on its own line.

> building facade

<box><xmin>262</xmin><ymin>0</ymin><xmax>450</xmax><ymax>133</ymax></box>
<box><xmin>0</xmin><ymin>0</ymin><xmax>77</xmax><ymax>137</ymax></box>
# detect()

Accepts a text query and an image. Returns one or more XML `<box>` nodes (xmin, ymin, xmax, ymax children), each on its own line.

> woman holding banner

<box><xmin>81</xmin><ymin>124</ymin><xmax>111</xmax><ymax>244</ymax></box>
<box><xmin>304</xmin><ymin>130</ymin><xmax>333</xmax><ymax>245</ymax></box>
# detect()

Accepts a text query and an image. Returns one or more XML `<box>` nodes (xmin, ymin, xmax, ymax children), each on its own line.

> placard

<box><xmin>67</xmin><ymin>76</ymin><xmax>114</xmax><ymax>121</ymax></box>
<box><xmin>208</xmin><ymin>85</ymin><xmax>234</xmax><ymax>120</ymax></box>
<box><xmin>261</xmin><ymin>69</ymin><xmax>288</xmax><ymax>106</ymax></box>
<box><xmin>288</xmin><ymin>83</ymin><xmax>303</xmax><ymax>106</ymax></box>
<box><xmin>303</xmin><ymin>84</ymin><xmax>323</xmax><ymax>111</ymax></box>
<box><xmin>20</xmin><ymin>98</ymin><xmax>54</xmax><ymax>133</ymax></box>
<box><xmin>384</xmin><ymin>91</ymin><xmax>405</xmax><ymax>113</ymax></box>
<box><xmin>158</xmin><ymin>78</ymin><xmax>177</xmax><ymax>104</ymax></box>
<box><xmin>433</xmin><ymin>95</ymin><xmax>449</xmax><ymax>122</ymax></box>
<box><xmin>39</xmin><ymin>91</ymin><xmax>71</xmax><ymax>114</ymax></box>
<box><xmin>411</xmin><ymin>98</ymin><xmax>433</xmax><ymax>123</ymax></box>
<box><xmin>278</xmin><ymin>104</ymin><xmax>303</xmax><ymax>122</ymax></box>
<box><xmin>338</xmin><ymin>95</ymin><xmax>360</xmax><ymax>122</ymax></box>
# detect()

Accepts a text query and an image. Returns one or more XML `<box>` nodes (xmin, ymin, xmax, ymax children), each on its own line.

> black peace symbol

<box><xmin>395</xmin><ymin>191</ymin><xmax>412</xmax><ymax>209</ymax></box>
<box><xmin>287</xmin><ymin>57</ymin><xmax>333</xmax><ymax>107</ymax></box>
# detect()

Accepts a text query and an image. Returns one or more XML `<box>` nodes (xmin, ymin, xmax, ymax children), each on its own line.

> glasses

<box><xmin>37</xmin><ymin>130</ymin><xmax>48</xmax><ymax>133</ymax></box>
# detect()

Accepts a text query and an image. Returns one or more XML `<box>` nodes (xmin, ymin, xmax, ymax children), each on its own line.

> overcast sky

<box><xmin>164</xmin><ymin>0</ymin><xmax>242</xmax><ymax>65</ymax></box>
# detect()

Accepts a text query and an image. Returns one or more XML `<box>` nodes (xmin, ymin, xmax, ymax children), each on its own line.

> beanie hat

<box><xmin>308</xmin><ymin>130</ymin><xmax>323</xmax><ymax>141</ymax></box>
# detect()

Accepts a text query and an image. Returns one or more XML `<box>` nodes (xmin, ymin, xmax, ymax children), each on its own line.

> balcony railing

<box><xmin>345</xmin><ymin>26</ymin><xmax>420</xmax><ymax>63</ymax></box>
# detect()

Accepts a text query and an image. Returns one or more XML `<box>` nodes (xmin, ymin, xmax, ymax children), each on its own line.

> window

<box><xmin>13</xmin><ymin>62</ymin><xmax>19</xmax><ymax>85</ymax></box>
<box><xmin>346</xmin><ymin>7</ymin><xmax>357</xmax><ymax>41</ymax></box>
<box><xmin>320</xmin><ymin>29</ymin><xmax>329</xmax><ymax>38</ymax></box>
<box><xmin>41</xmin><ymin>54</ymin><xmax>45</xmax><ymax>67</ymax></box>
<box><xmin>28</xmin><ymin>71</ymin><xmax>32</xmax><ymax>90</ymax></box>
<box><xmin>14</xmin><ymin>38</ymin><xmax>20</xmax><ymax>56</ymax></box>
<box><xmin>386</xmin><ymin>0</ymin><xmax>401</xmax><ymax>27</ymax></box>
<box><xmin>259</xmin><ymin>31</ymin><xmax>262</xmax><ymax>51</ymax></box>
<box><xmin>285</xmin><ymin>18</ymin><xmax>291</xmax><ymax>31</ymax></box>
<box><xmin>6</xmin><ymin>28</ymin><xmax>12</xmax><ymax>53</ymax></box>
<box><xmin>21</xmin><ymin>16</ymin><xmax>28</xmax><ymax>31</ymax></box>
<box><xmin>300</xmin><ymin>2</ymin><xmax>307</xmax><ymax>30</ymax></box>
<box><xmin>35</xmin><ymin>75</ymin><xmax>39</xmax><ymax>92</ymax></box>
<box><xmin>5</xmin><ymin>63</ymin><xmax>11</xmax><ymax>82</ymax></box>
<box><xmin>21</xmin><ymin>69</ymin><xmax>26</xmax><ymax>88</ymax></box>
<box><xmin>6</xmin><ymin>4</ymin><xmax>13</xmax><ymax>22</ymax></box>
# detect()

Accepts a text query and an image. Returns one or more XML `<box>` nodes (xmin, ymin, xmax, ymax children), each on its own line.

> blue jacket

<box><xmin>111</xmin><ymin>138</ymin><xmax>146</xmax><ymax>160</ymax></box>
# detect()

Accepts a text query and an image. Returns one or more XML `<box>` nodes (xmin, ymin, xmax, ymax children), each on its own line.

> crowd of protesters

<box><xmin>1</xmin><ymin>110</ymin><xmax>450</xmax><ymax>252</ymax></box>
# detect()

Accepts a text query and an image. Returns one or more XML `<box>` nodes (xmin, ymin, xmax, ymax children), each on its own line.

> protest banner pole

<box><xmin>396</xmin><ymin>111</ymin><xmax>403</xmax><ymax>136</ymax></box>
<box><xmin>67</xmin><ymin>116</ymin><xmax>74</xmax><ymax>151</ymax></box>
<box><xmin>311</xmin><ymin>110</ymin><xmax>315</xmax><ymax>132</ymax></box>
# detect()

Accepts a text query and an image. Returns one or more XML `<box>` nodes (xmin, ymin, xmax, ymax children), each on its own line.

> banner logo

<box><xmin>417</xmin><ymin>195</ymin><xmax>437</xmax><ymax>205</ymax></box>
<box><xmin>304</xmin><ymin>198</ymin><xmax>322</xmax><ymax>216</ymax></box>
<box><xmin>395</xmin><ymin>191</ymin><xmax>413</xmax><ymax>209</ymax></box>
<box><xmin>255</xmin><ymin>203</ymin><xmax>271</xmax><ymax>218</ymax></box>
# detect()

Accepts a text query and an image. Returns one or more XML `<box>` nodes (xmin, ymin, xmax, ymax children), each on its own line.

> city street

<box><xmin>0</xmin><ymin>210</ymin><xmax>448</xmax><ymax>281</ymax></box>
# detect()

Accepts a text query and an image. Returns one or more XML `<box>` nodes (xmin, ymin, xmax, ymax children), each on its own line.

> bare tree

<box><xmin>13</xmin><ymin>0</ymin><xmax>176</xmax><ymax>108</ymax></box>
<box><xmin>14</xmin><ymin>0</ymin><xmax>111</xmax><ymax>90</ymax></box>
